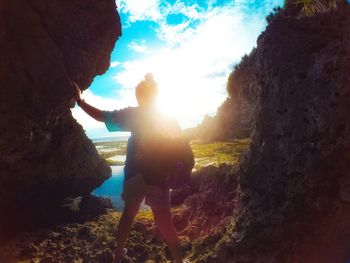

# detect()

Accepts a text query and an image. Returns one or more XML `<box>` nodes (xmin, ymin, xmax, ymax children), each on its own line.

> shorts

<box><xmin>121</xmin><ymin>174</ymin><xmax>170</xmax><ymax>208</ymax></box>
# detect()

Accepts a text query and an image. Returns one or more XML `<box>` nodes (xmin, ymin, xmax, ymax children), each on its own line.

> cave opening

<box><xmin>2</xmin><ymin>0</ymin><xmax>350</xmax><ymax>262</ymax></box>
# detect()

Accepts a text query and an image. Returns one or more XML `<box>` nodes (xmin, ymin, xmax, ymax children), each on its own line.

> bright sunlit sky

<box><xmin>72</xmin><ymin>0</ymin><xmax>284</xmax><ymax>139</ymax></box>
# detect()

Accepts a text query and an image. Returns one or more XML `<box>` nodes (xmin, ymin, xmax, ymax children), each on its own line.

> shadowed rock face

<box><xmin>0</xmin><ymin>0</ymin><xmax>121</xmax><ymax>239</ymax></box>
<box><xmin>187</xmin><ymin>6</ymin><xmax>350</xmax><ymax>263</ymax></box>
<box><xmin>217</xmin><ymin>7</ymin><xmax>350</xmax><ymax>263</ymax></box>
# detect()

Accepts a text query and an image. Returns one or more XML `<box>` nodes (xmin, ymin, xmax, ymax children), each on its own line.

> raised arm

<box><xmin>73</xmin><ymin>82</ymin><xmax>104</xmax><ymax>122</ymax></box>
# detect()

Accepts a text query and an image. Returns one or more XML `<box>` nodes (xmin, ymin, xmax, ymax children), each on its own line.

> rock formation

<box><xmin>187</xmin><ymin>48</ymin><xmax>259</xmax><ymax>141</ymax></box>
<box><xmin>0</xmin><ymin>165</ymin><xmax>239</xmax><ymax>262</ymax></box>
<box><xmin>223</xmin><ymin>48</ymin><xmax>260</xmax><ymax>139</ymax></box>
<box><xmin>196</xmin><ymin>4</ymin><xmax>350</xmax><ymax>263</ymax></box>
<box><xmin>1</xmin><ymin>1</ymin><xmax>350</xmax><ymax>263</ymax></box>
<box><xmin>0</xmin><ymin>0</ymin><xmax>121</xmax><ymax>240</ymax></box>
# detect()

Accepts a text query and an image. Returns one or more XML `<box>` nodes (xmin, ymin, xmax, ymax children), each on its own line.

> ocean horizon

<box><xmin>91</xmin><ymin>136</ymin><xmax>129</xmax><ymax>143</ymax></box>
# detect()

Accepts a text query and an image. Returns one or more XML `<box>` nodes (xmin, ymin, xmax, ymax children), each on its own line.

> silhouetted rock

<box><xmin>196</xmin><ymin>6</ymin><xmax>350</xmax><ymax>263</ymax></box>
<box><xmin>174</xmin><ymin>165</ymin><xmax>239</xmax><ymax>240</ymax></box>
<box><xmin>187</xmin><ymin>48</ymin><xmax>259</xmax><ymax>141</ymax></box>
<box><xmin>0</xmin><ymin>0</ymin><xmax>121</xmax><ymax>240</ymax></box>
<box><xmin>224</xmin><ymin>48</ymin><xmax>260</xmax><ymax>138</ymax></box>
<box><xmin>2</xmin><ymin>1</ymin><xmax>350</xmax><ymax>263</ymax></box>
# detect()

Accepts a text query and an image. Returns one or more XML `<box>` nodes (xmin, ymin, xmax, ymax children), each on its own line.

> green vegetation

<box><xmin>191</xmin><ymin>139</ymin><xmax>250</xmax><ymax>170</ymax></box>
<box><xmin>296</xmin><ymin>0</ymin><xmax>337</xmax><ymax>16</ymax></box>
<box><xmin>94</xmin><ymin>141</ymin><xmax>127</xmax><ymax>165</ymax></box>
<box><xmin>105</xmin><ymin>160</ymin><xmax>125</xmax><ymax>166</ymax></box>
<box><xmin>284</xmin><ymin>0</ymin><xmax>339</xmax><ymax>17</ymax></box>
<box><xmin>135</xmin><ymin>209</ymin><xmax>154</xmax><ymax>221</ymax></box>
<box><xmin>95</xmin><ymin>141</ymin><xmax>127</xmax><ymax>155</ymax></box>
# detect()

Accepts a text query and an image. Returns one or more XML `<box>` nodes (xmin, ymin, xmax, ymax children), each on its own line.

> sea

<box><xmin>90</xmin><ymin>136</ymin><xmax>148</xmax><ymax>211</ymax></box>
<box><xmin>92</xmin><ymin>165</ymin><xmax>125</xmax><ymax>211</ymax></box>
<box><xmin>91</xmin><ymin>136</ymin><xmax>129</xmax><ymax>143</ymax></box>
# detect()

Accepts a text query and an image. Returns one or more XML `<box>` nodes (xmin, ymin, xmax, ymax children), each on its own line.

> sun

<box><xmin>153</xmin><ymin>67</ymin><xmax>221</xmax><ymax>128</ymax></box>
<box><xmin>129</xmin><ymin>47</ymin><xmax>228</xmax><ymax>129</ymax></box>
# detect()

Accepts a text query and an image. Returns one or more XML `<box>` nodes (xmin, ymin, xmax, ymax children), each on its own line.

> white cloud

<box><xmin>128</xmin><ymin>40</ymin><xmax>149</xmax><ymax>53</ymax></box>
<box><xmin>76</xmin><ymin>0</ymin><xmax>283</xmax><ymax>137</ymax></box>
<box><xmin>156</xmin><ymin>20</ymin><xmax>195</xmax><ymax>47</ymax></box>
<box><xmin>110</xmin><ymin>61</ymin><xmax>121</xmax><ymax>68</ymax></box>
<box><xmin>161</xmin><ymin>1</ymin><xmax>204</xmax><ymax>20</ymax></box>
<box><xmin>111</xmin><ymin>1</ymin><xmax>273</xmax><ymax>128</ymax></box>
<box><xmin>112</xmin><ymin>60</ymin><xmax>147</xmax><ymax>91</ymax></box>
<box><xmin>116</xmin><ymin>0</ymin><xmax>161</xmax><ymax>22</ymax></box>
<box><xmin>154</xmin><ymin>2</ymin><xmax>207</xmax><ymax>46</ymax></box>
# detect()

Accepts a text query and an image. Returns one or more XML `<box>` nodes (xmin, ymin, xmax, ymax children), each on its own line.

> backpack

<box><xmin>167</xmin><ymin>138</ymin><xmax>194</xmax><ymax>188</ymax></box>
<box><xmin>137</xmin><ymin>119</ymin><xmax>195</xmax><ymax>189</ymax></box>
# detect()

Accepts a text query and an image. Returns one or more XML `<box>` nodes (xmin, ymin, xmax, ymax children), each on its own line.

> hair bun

<box><xmin>145</xmin><ymin>72</ymin><xmax>154</xmax><ymax>81</ymax></box>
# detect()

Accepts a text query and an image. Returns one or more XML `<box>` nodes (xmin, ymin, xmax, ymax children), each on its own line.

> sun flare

<box><xmin>143</xmin><ymin>58</ymin><xmax>226</xmax><ymax>128</ymax></box>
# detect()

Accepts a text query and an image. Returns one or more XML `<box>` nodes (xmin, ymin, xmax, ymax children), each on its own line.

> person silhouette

<box><xmin>73</xmin><ymin>73</ymin><xmax>184</xmax><ymax>263</ymax></box>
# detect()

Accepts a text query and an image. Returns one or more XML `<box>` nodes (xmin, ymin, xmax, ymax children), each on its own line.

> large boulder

<box><xmin>0</xmin><ymin>0</ymin><xmax>121</xmax><ymax>239</ymax></box>
<box><xmin>228</xmin><ymin>7</ymin><xmax>350</xmax><ymax>263</ymax></box>
<box><xmin>192</xmin><ymin>5</ymin><xmax>350</xmax><ymax>263</ymax></box>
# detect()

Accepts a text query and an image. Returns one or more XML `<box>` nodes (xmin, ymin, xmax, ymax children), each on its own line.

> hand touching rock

<box><xmin>72</xmin><ymin>81</ymin><xmax>81</xmax><ymax>102</ymax></box>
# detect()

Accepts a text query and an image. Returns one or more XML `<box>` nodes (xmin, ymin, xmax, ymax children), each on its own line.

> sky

<box><xmin>71</xmin><ymin>0</ymin><xmax>284</xmax><ymax>139</ymax></box>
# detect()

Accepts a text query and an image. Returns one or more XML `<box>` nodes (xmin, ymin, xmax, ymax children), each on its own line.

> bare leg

<box><xmin>151</xmin><ymin>204</ymin><xmax>183</xmax><ymax>263</ymax></box>
<box><xmin>114</xmin><ymin>199</ymin><xmax>141</xmax><ymax>263</ymax></box>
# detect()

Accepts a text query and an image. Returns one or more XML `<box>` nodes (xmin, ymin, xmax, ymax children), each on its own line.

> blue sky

<box><xmin>72</xmin><ymin>0</ymin><xmax>284</xmax><ymax>139</ymax></box>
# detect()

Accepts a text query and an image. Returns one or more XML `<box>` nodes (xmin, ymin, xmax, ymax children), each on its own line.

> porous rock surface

<box><xmin>203</xmin><ymin>6</ymin><xmax>350</xmax><ymax>263</ymax></box>
<box><xmin>0</xmin><ymin>210</ymin><xmax>171</xmax><ymax>263</ymax></box>
<box><xmin>0</xmin><ymin>0</ymin><xmax>121</xmax><ymax>239</ymax></box>
<box><xmin>0</xmin><ymin>165</ymin><xmax>238</xmax><ymax>262</ymax></box>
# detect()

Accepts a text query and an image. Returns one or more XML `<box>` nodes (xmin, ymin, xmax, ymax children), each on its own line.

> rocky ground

<box><xmin>0</xmin><ymin>164</ymin><xmax>240</xmax><ymax>263</ymax></box>
<box><xmin>0</xmin><ymin>210</ymin><xmax>170</xmax><ymax>263</ymax></box>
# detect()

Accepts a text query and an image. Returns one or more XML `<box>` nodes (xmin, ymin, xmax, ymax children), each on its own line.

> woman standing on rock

<box><xmin>73</xmin><ymin>73</ymin><xmax>184</xmax><ymax>263</ymax></box>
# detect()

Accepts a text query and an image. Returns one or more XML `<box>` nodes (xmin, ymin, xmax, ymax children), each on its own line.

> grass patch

<box><xmin>135</xmin><ymin>209</ymin><xmax>154</xmax><ymax>221</ymax></box>
<box><xmin>191</xmin><ymin>139</ymin><xmax>250</xmax><ymax>170</ymax></box>
<box><xmin>105</xmin><ymin>160</ymin><xmax>125</xmax><ymax>166</ymax></box>
<box><xmin>94</xmin><ymin>141</ymin><xmax>127</xmax><ymax>160</ymax></box>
